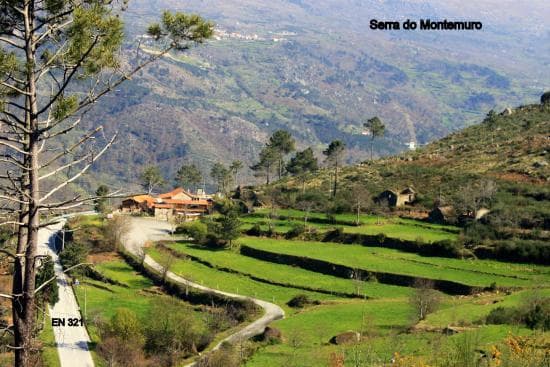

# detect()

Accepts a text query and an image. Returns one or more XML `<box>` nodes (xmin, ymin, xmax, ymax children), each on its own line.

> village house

<box><xmin>428</xmin><ymin>205</ymin><xmax>490</xmax><ymax>224</ymax></box>
<box><xmin>376</xmin><ymin>187</ymin><xmax>417</xmax><ymax>207</ymax></box>
<box><xmin>120</xmin><ymin>187</ymin><xmax>213</xmax><ymax>220</ymax></box>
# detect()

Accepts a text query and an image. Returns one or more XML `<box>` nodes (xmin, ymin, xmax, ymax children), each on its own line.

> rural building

<box><xmin>428</xmin><ymin>206</ymin><xmax>456</xmax><ymax>224</ymax></box>
<box><xmin>120</xmin><ymin>188</ymin><xmax>213</xmax><ymax>220</ymax></box>
<box><xmin>376</xmin><ymin>187</ymin><xmax>417</xmax><ymax>207</ymax></box>
<box><xmin>428</xmin><ymin>206</ymin><xmax>490</xmax><ymax>224</ymax></box>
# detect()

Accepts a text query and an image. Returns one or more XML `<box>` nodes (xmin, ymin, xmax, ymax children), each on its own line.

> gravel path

<box><xmin>124</xmin><ymin>217</ymin><xmax>285</xmax><ymax>365</ymax></box>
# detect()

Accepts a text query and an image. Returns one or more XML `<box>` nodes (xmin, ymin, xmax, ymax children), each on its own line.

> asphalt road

<box><xmin>124</xmin><ymin>217</ymin><xmax>285</xmax><ymax>365</ymax></box>
<box><xmin>37</xmin><ymin>219</ymin><xmax>94</xmax><ymax>367</ymax></box>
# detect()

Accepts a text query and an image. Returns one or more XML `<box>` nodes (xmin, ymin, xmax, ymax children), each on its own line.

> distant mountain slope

<box><xmin>80</xmin><ymin>0</ymin><xmax>549</xmax><ymax>190</ymax></box>
<box><xmin>278</xmin><ymin>102</ymin><xmax>549</xmax><ymax>232</ymax></box>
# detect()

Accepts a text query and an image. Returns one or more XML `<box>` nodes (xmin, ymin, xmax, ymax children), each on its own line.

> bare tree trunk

<box><xmin>13</xmin><ymin>4</ymin><xmax>40</xmax><ymax>364</ymax></box>
<box><xmin>333</xmin><ymin>161</ymin><xmax>338</xmax><ymax>198</ymax></box>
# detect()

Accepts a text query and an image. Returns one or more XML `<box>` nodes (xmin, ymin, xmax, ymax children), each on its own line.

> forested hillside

<box><xmin>77</xmin><ymin>0</ymin><xmax>549</xmax><ymax>191</ymax></box>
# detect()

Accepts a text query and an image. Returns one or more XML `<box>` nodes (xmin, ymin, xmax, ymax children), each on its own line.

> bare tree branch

<box><xmin>33</xmin><ymin>262</ymin><xmax>93</xmax><ymax>295</ymax></box>
<box><xmin>39</xmin><ymin>133</ymin><xmax>117</xmax><ymax>203</ymax></box>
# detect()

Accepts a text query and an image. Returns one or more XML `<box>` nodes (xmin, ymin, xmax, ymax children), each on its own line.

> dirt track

<box><xmin>123</xmin><ymin>217</ymin><xmax>285</xmax><ymax>365</ymax></box>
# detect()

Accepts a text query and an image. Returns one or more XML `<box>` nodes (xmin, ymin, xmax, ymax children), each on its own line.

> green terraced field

<box><xmin>243</xmin><ymin>209</ymin><xmax>459</xmax><ymax>242</ymax></box>
<box><xmin>163</xmin><ymin>241</ymin><xmax>414</xmax><ymax>299</ymax></box>
<box><xmin>147</xmin><ymin>247</ymin><xmax>341</xmax><ymax>309</ymax></box>
<box><xmin>239</xmin><ymin>237</ymin><xmax>550</xmax><ymax>288</ymax></box>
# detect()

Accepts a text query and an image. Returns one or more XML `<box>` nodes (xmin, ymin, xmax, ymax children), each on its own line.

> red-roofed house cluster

<box><xmin>120</xmin><ymin>187</ymin><xmax>213</xmax><ymax>220</ymax></box>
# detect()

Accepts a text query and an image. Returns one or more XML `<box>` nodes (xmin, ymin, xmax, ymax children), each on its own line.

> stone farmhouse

<box><xmin>120</xmin><ymin>187</ymin><xmax>213</xmax><ymax>220</ymax></box>
<box><xmin>376</xmin><ymin>187</ymin><xmax>417</xmax><ymax>208</ymax></box>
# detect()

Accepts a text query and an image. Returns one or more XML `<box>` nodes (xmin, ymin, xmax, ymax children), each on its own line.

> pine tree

<box><xmin>364</xmin><ymin>117</ymin><xmax>385</xmax><ymax>161</ymax></box>
<box><xmin>176</xmin><ymin>163</ymin><xmax>202</xmax><ymax>192</ymax></box>
<box><xmin>286</xmin><ymin>147</ymin><xmax>318</xmax><ymax>193</ymax></box>
<box><xmin>0</xmin><ymin>2</ymin><xmax>212</xmax><ymax>364</ymax></box>
<box><xmin>323</xmin><ymin>140</ymin><xmax>345</xmax><ymax>197</ymax></box>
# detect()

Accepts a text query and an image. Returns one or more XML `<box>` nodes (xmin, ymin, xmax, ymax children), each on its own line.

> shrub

<box><xmin>177</xmin><ymin>221</ymin><xmax>208</xmax><ymax>243</ymax></box>
<box><xmin>541</xmin><ymin>91</ymin><xmax>550</xmax><ymax>105</ymax></box>
<box><xmin>246</xmin><ymin>223</ymin><xmax>262</xmax><ymax>236</ymax></box>
<box><xmin>486</xmin><ymin>307</ymin><xmax>522</xmax><ymax>325</ymax></box>
<box><xmin>287</xmin><ymin>294</ymin><xmax>319</xmax><ymax>308</ymax></box>
<box><xmin>285</xmin><ymin>224</ymin><xmax>305</xmax><ymax>239</ymax></box>
<box><xmin>522</xmin><ymin>296</ymin><xmax>550</xmax><ymax>330</ymax></box>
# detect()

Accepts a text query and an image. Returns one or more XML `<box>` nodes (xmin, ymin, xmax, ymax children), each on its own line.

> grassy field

<box><xmin>239</xmin><ymin>237</ymin><xmax>550</xmax><ymax>288</ymax></box>
<box><xmin>245</xmin><ymin>299</ymin><xmax>539</xmax><ymax>367</ymax></box>
<box><xmin>163</xmin><ymin>241</ymin><xmax>413</xmax><ymax>299</ymax></box>
<box><xmin>147</xmin><ymin>247</ymin><xmax>341</xmax><ymax>310</ymax></box>
<box><xmin>72</xmin><ymin>257</ymin><xmax>211</xmax><ymax>366</ymax></box>
<box><xmin>243</xmin><ymin>209</ymin><xmax>459</xmax><ymax>242</ymax></box>
<box><xmin>149</xmin><ymin>236</ymin><xmax>548</xmax><ymax>367</ymax></box>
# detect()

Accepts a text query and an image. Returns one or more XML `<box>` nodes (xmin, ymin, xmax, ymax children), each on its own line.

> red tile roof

<box><xmin>161</xmin><ymin>199</ymin><xmax>210</xmax><ymax>206</ymax></box>
<box><xmin>158</xmin><ymin>187</ymin><xmax>193</xmax><ymax>199</ymax></box>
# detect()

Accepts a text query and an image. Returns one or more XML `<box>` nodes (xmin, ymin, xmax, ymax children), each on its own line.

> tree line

<box><xmin>252</xmin><ymin>118</ymin><xmax>385</xmax><ymax>197</ymax></box>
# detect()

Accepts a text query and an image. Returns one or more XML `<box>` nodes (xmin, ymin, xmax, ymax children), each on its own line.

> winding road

<box><xmin>124</xmin><ymin>217</ymin><xmax>285</xmax><ymax>364</ymax></box>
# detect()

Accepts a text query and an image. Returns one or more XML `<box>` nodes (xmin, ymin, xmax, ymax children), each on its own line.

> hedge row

<box><xmin>156</xmin><ymin>243</ymin><xmax>365</xmax><ymax>299</ymax></box>
<box><xmin>246</xmin><ymin>226</ymin><xmax>549</xmax><ymax>265</ymax></box>
<box><xmin>240</xmin><ymin>246</ymin><xmax>484</xmax><ymax>296</ymax></box>
<box><xmin>261</xmin><ymin>213</ymin><xmax>459</xmax><ymax>234</ymax></box>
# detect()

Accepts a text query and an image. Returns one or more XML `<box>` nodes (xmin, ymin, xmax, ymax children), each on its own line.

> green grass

<box><xmin>246</xmin><ymin>299</ymin><xmax>541</xmax><ymax>367</ymax></box>
<box><xmin>244</xmin><ymin>209</ymin><xmax>458</xmax><ymax>242</ymax></box>
<box><xmin>73</xmin><ymin>258</ymin><xmax>214</xmax><ymax>366</ymax></box>
<box><xmin>147</xmin><ymin>247</ymin><xmax>341</xmax><ymax>309</ymax></box>
<box><xmin>165</xmin><ymin>241</ymin><xmax>413</xmax><ymax>299</ymax></box>
<box><xmin>39</xmin><ymin>312</ymin><xmax>60</xmax><ymax>367</ymax></box>
<box><xmin>74</xmin><ymin>260</ymin><xmax>157</xmax><ymax>322</ymax></box>
<box><xmin>425</xmin><ymin>288</ymin><xmax>550</xmax><ymax>327</ymax></box>
<box><xmin>239</xmin><ymin>237</ymin><xmax>549</xmax><ymax>288</ymax></box>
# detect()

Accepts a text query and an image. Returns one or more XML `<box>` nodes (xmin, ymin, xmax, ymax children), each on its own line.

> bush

<box><xmin>285</xmin><ymin>224</ymin><xmax>305</xmax><ymax>239</ymax></box>
<box><xmin>522</xmin><ymin>297</ymin><xmax>550</xmax><ymax>330</ymax></box>
<box><xmin>246</xmin><ymin>223</ymin><xmax>262</xmax><ymax>236</ymax></box>
<box><xmin>177</xmin><ymin>221</ymin><xmax>208</xmax><ymax>243</ymax></box>
<box><xmin>287</xmin><ymin>294</ymin><xmax>319</xmax><ymax>308</ymax></box>
<box><xmin>541</xmin><ymin>91</ymin><xmax>550</xmax><ymax>105</ymax></box>
<box><xmin>486</xmin><ymin>306</ymin><xmax>522</xmax><ymax>325</ymax></box>
<box><xmin>59</xmin><ymin>242</ymin><xmax>89</xmax><ymax>275</ymax></box>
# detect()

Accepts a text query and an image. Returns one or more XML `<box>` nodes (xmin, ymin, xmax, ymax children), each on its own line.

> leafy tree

<box><xmin>268</xmin><ymin>130</ymin><xmax>295</xmax><ymax>179</ymax></box>
<box><xmin>178</xmin><ymin>221</ymin><xmax>208</xmax><ymax>244</ymax></box>
<box><xmin>109</xmin><ymin>308</ymin><xmax>144</xmax><ymax>344</ymax></box>
<box><xmin>229</xmin><ymin>160</ymin><xmax>244</xmax><ymax>187</ymax></box>
<box><xmin>364</xmin><ymin>117</ymin><xmax>386</xmax><ymax>160</ymax></box>
<box><xmin>323</xmin><ymin>140</ymin><xmax>346</xmax><ymax>197</ymax></box>
<box><xmin>141</xmin><ymin>166</ymin><xmax>165</xmax><ymax>194</ymax></box>
<box><xmin>59</xmin><ymin>242</ymin><xmax>89</xmax><ymax>276</ymax></box>
<box><xmin>176</xmin><ymin>164</ymin><xmax>202</xmax><ymax>192</ymax></box>
<box><xmin>251</xmin><ymin>146</ymin><xmax>278</xmax><ymax>185</ymax></box>
<box><xmin>218</xmin><ymin>210</ymin><xmax>242</xmax><ymax>248</ymax></box>
<box><xmin>144</xmin><ymin>299</ymin><xmax>208</xmax><ymax>361</ymax></box>
<box><xmin>35</xmin><ymin>257</ymin><xmax>59</xmax><ymax>307</ymax></box>
<box><xmin>286</xmin><ymin>148</ymin><xmax>318</xmax><ymax>193</ymax></box>
<box><xmin>0</xmin><ymin>1</ymin><xmax>212</xmax><ymax>362</ymax></box>
<box><xmin>210</xmin><ymin>163</ymin><xmax>232</xmax><ymax>194</ymax></box>
<box><xmin>94</xmin><ymin>185</ymin><xmax>110</xmax><ymax>214</ymax></box>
